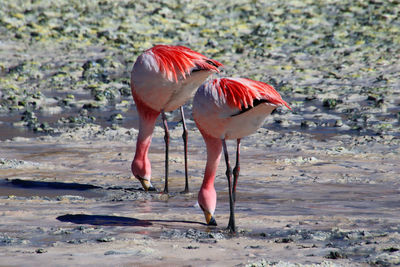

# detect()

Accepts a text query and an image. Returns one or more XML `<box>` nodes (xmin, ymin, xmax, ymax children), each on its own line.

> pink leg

<box><xmin>222</xmin><ymin>139</ymin><xmax>236</xmax><ymax>234</ymax></box>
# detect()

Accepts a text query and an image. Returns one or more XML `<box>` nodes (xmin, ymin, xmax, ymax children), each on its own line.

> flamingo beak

<box><xmin>138</xmin><ymin>177</ymin><xmax>157</xmax><ymax>192</ymax></box>
<box><xmin>203</xmin><ymin>210</ymin><xmax>217</xmax><ymax>226</ymax></box>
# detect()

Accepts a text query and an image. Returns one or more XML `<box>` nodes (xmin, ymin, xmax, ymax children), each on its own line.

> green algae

<box><xmin>0</xmin><ymin>0</ymin><xmax>399</xmax><ymax>137</ymax></box>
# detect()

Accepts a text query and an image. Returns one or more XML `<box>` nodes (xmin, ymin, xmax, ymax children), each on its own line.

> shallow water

<box><xmin>2</xmin><ymin>87</ymin><xmax>399</xmax><ymax>143</ymax></box>
<box><xmin>1</xmin><ymin>0</ymin><xmax>400</xmax><ymax>264</ymax></box>
<box><xmin>236</xmin><ymin>183</ymin><xmax>400</xmax><ymax>218</ymax></box>
<box><xmin>0</xmin><ymin>140</ymin><xmax>398</xmax><ymax>229</ymax></box>
<box><xmin>0</xmin><ymin>92</ymin><xmax>399</xmax><ymax>265</ymax></box>
<box><xmin>0</xmin><ymin>127</ymin><xmax>399</xmax><ymax>266</ymax></box>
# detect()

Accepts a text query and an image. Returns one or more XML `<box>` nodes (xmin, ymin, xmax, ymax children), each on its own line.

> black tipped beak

<box><xmin>148</xmin><ymin>186</ymin><xmax>157</xmax><ymax>192</ymax></box>
<box><xmin>208</xmin><ymin>216</ymin><xmax>217</xmax><ymax>226</ymax></box>
<box><xmin>137</xmin><ymin>177</ymin><xmax>157</xmax><ymax>192</ymax></box>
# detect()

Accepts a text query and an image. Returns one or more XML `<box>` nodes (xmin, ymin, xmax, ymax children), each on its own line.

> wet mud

<box><xmin>0</xmin><ymin>130</ymin><xmax>399</xmax><ymax>266</ymax></box>
<box><xmin>1</xmin><ymin>0</ymin><xmax>400</xmax><ymax>266</ymax></box>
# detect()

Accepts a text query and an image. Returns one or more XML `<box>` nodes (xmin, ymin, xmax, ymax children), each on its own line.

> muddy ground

<box><xmin>1</xmin><ymin>0</ymin><xmax>400</xmax><ymax>266</ymax></box>
<box><xmin>0</xmin><ymin>127</ymin><xmax>400</xmax><ymax>266</ymax></box>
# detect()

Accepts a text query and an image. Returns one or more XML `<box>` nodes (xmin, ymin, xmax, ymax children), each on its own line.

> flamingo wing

<box><xmin>214</xmin><ymin>78</ymin><xmax>291</xmax><ymax>112</ymax></box>
<box><xmin>149</xmin><ymin>45</ymin><xmax>223</xmax><ymax>83</ymax></box>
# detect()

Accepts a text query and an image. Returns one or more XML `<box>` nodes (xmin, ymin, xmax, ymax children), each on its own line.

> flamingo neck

<box><xmin>201</xmin><ymin>131</ymin><xmax>222</xmax><ymax>190</ymax></box>
<box><xmin>132</xmin><ymin>93</ymin><xmax>160</xmax><ymax>179</ymax></box>
<box><xmin>134</xmin><ymin>114</ymin><xmax>157</xmax><ymax>159</ymax></box>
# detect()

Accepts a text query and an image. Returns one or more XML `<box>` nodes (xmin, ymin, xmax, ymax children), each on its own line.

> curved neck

<box><xmin>134</xmin><ymin>113</ymin><xmax>158</xmax><ymax>160</ymax></box>
<box><xmin>201</xmin><ymin>132</ymin><xmax>222</xmax><ymax>190</ymax></box>
<box><xmin>133</xmin><ymin>94</ymin><xmax>160</xmax><ymax>166</ymax></box>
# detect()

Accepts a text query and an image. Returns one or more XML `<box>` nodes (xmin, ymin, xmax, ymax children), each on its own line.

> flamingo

<box><xmin>131</xmin><ymin>45</ymin><xmax>223</xmax><ymax>193</ymax></box>
<box><xmin>193</xmin><ymin>77</ymin><xmax>291</xmax><ymax>233</ymax></box>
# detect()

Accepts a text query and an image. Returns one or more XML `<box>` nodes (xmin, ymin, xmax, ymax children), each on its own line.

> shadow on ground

<box><xmin>57</xmin><ymin>214</ymin><xmax>153</xmax><ymax>227</ymax></box>
<box><xmin>57</xmin><ymin>214</ymin><xmax>207</xmax><ymax>227</ymax></box>
<box><xmin>6</xmin><ymin>178</ymin><xmax>101</xmax><ymax>190</ymax></box>
<box><xmin>0</xmin><ymin>178</ymin><xmax>104</xmax><ymax>198</ymax></box>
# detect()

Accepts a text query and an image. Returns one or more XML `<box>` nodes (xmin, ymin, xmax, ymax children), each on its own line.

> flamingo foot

<box><xmin>180</xmin><ymin>188</ymin><xmax>190</xmax><ymax>194</ymax></box>
<box><xmin>227</xmin><ymin>221</ymin><xmax>237</xmax><ymax>234</ymax></box>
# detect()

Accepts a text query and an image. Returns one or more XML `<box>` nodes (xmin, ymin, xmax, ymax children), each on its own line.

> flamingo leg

<box><xmin>232</xmin><ymin>138</ymin><xmax>241</xmax><ymax>203</ymax></box>
<box><xmin>180</xmin><ymin>106</ymin><xmax>189</xmax><ymax>193</ymax></box>
<box><xmin>222</xmin><ymin>139</ymin><xmax>236</xmax><ymax>233</ymax></box>
<box><xmin>161</xmin><ymin>110</ymin><xmax>170</xmax><ymax>194</ymax></box>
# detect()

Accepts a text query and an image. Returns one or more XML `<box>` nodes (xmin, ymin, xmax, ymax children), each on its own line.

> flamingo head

<box><xmin>137</xmin><ymin>177</ymin><xmax>156</xmax><ymax>192</ymax></box>
<box><xmin>131</xmin><ymin>159</ymin><xmax>156</xmax><ymax>192</ymax></box>
<box><xmin>198</xmin><ymin>186</ymin><xmax>217</xmax><ymax>226</ymax></box>
<box><xmin>202</xmin><ymin>208</ymin><xmax>217</xmax><ymax>226</ymax></box>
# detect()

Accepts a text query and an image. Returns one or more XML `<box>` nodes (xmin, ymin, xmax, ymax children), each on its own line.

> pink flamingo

<box><xmin>193</xmin><ymin>77</ymin><xmax>291</xmax><ymax>232</ymax></box>
<box><xmin>131</xmin><ymin>45</ymin><xmax>223</xmax><ymax>193</ymax></box>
